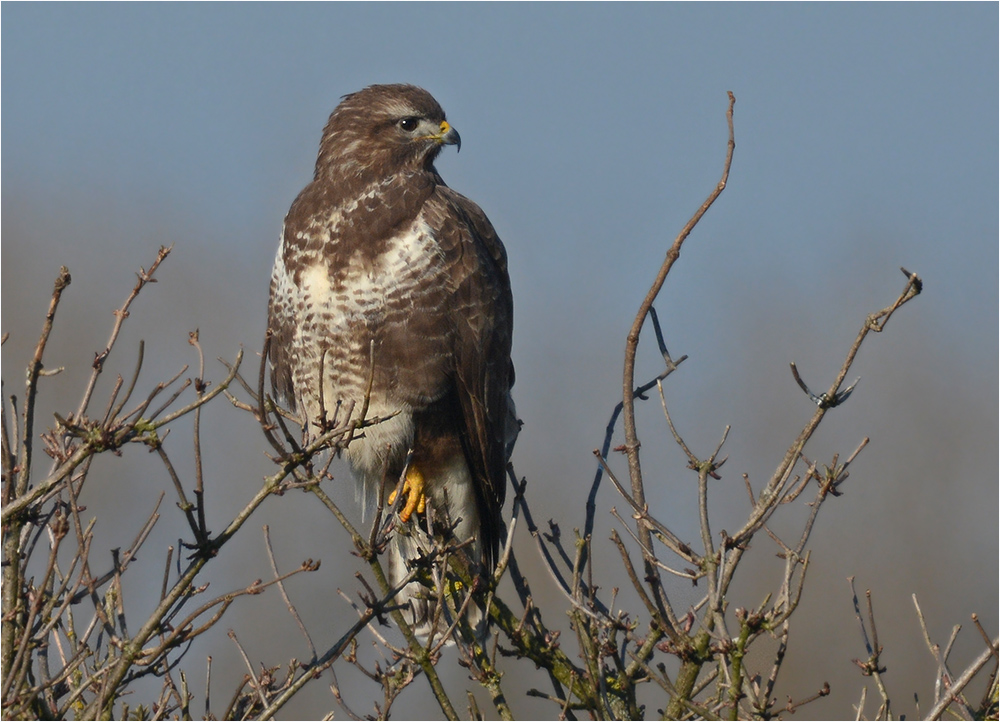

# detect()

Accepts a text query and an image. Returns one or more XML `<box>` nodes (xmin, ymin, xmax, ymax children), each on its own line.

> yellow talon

<box><xmin>388</xmin><ymin>465</ymin><xmax>426</xmax><ymax>522</ymax></box>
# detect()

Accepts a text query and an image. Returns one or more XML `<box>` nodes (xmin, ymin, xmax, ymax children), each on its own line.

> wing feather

<box><xmin>428</xmin><ymin>186</ymin><xmax>514</xmax><ymax>568</ymax></box>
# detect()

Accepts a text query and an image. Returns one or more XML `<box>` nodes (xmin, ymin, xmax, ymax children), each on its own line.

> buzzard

<box><xmin>267</xmin><ymin>84</ymin><xmax>516</xmax><ymax>635</ymax></box>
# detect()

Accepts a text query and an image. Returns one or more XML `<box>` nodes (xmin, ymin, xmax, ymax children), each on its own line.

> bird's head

<box><xmin>316</xmin><ymin>84</ymin><xmax>461</xmax><ymax>181</ymax></box>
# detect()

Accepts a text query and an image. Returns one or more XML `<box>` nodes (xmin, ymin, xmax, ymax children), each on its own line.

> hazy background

<box><xmin>3</xmin><ymin>4</ymin><xmax>996</xmax><ymax>719</ymax></box>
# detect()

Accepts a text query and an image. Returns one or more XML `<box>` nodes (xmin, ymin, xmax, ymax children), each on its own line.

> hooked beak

<box><xmin>436</xmin><ymin>120</ymin><xmax>461</xmax><ymax>152</ymax></box>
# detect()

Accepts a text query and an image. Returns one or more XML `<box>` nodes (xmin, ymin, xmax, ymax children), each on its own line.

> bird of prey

<box><xmin>267</xmin><ymin>84</ymin><xmax>516</xmax><ymax>635</ymax></box>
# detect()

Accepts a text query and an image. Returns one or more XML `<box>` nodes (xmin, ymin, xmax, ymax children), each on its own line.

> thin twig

<box><xmin>263</xmin><ymin>525</ymin><xmax>317</xmax><ymax>660</ymax></box>
<box><xmin>74</xmin><ymin>246</ymin><xmax>172</xmax><ymax>422</ymax></box>
<box><xmin>621</xmin><ymin>90</ymin><xmax>736</xmax><ymax>553</ymax></box>
<box><xmin>926</xmin><ymin>638</ymin><xmax>999</xmax><ymax>721</ymax></box>
<box><xmin>228</xmin><ymin>629</ymin><xmax>270</xmax><ymax>711</ymax></box>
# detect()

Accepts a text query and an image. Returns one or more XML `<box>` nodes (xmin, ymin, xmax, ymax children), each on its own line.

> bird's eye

<box><xmin>398</xmin><ymin>117</ymin><xmax>420</xmax><ymax>132</ymax></box>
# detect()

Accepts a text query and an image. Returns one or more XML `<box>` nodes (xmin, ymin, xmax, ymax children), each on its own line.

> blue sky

<box><xmin>3</xmin><ymin>4</ymin><xmax>997</xmax><ymax>718</ymax></box>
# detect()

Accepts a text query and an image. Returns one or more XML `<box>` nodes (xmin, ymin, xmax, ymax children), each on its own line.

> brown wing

<box><xmin>425</xmin><ymin>185</ymin><xmax>514</xmax><ymax>569</ymax></box>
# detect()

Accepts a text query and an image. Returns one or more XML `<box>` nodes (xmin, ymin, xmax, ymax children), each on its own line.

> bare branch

<box><xmin>263</xmin><ymin>524</ymin><xmax>317</xmax><ymax>660</ymax></box>
<box><xmin>75</xmin><ymin>246</ymin><xmax>172</xmax><ymax>422</ymax></box>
